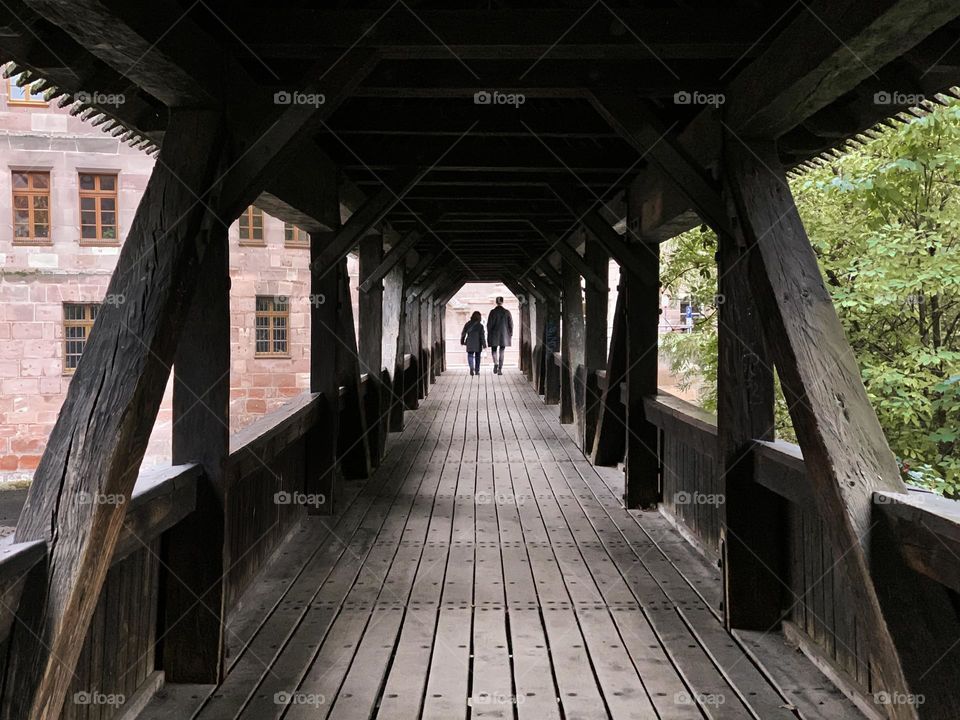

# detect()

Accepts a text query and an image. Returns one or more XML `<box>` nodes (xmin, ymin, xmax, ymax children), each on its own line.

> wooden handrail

<box><xmin>0</xmin><ymin>540</ymin><xmax>46</xmax><ymax>646</ymax></box>
<box><xmin>643</xmin><ymin>392</ymin><xmax>717</xmax><ymax>458</ymax></box>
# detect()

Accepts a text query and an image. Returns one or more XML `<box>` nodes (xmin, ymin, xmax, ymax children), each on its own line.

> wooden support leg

<box><xmin>307</xmin><ymin>231</ymin><xmax>339</xmax><ymax>515</ymax></box>
<box><xmin>403</xmin><ymin>296</ymin><xmax>420</xmax><ymax>409</ymax></box>
<box><xmin>420</xmin><ymin>297</ymin><xmax>431</xmax><ymax>395</ymax></box>
<box><xmin>543</xmin><ymin>296</ymin><xmax>561</xmax><ymax>405</ymax></box>
<box><xmin>727</xmin><ymin>138</ymin><xmax>960</xmax><ymax>717</ymax></box>
<box><xmin>383</xmin><ymin>264</ymin><xmax>405</xmax><ymax>432</ymax></box>
<box><xmin>8</xmin><ymin>110</ymin><xmax>226</xmax><ymax>720</ymax></box>
<box><xmin>335</xmin><ymin>260</ymin><xmax>371</xmax><ymax>480</ymax></box>
<box><xmin>161</xmin><ymin>224</ymin><xmax>230</xmax><ymax>684</ymax></box>
<box><xmin>560</xmin><ymin>259</ymin><xmax>585</xmax><ymax>434</ymax></box>
<box><xmin>623</xmin><ymin>254</ymin><xmax>660</xmax><ymax>509</ymax></box>
<box><xmin>583</xmin><ymin>236</ymin><xmax>609</xmax><ymax>451</ymax></box>
<box><xmin>359</xmin><ymin>233</ymin><xmax>385</xmax><ymax>465</ymax></box>
<box><xmin>716</xmin><ymin>230</ymin><xmax>784</xmax><ymax>630</ymax></box>
<box><xmin>592</xmin><ymin>285</ymin><xmax>627</xmax><ymax>466</ymax></box>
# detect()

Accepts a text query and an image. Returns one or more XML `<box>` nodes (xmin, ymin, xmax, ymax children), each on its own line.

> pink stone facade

<box><xmin>0</xmin><ymin>77</ymin><xmax>359</xmax><ymax>476</ymax></box>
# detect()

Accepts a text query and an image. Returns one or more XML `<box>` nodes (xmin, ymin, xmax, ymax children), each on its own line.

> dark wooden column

<box><xmin>307</xmin><ymin>231</ymin><xmax>340</xmax><ymax>514</ymax></box>
<box><xmin>716</xmin><ymin>229</ymin><xmax>782</xmax><ymax>630</ymax></box>
<box><xmin>533</xmin><ymin>295</ymin><xmax>547</xmax><ymax>394</ymax></box>
<box><xmin>623</xmin><ymin>246</ymin><xmax>661</xmax><ymax>509</ymax></box>
<box><xmin>162</xmin><ymin>224</ymin><xmax>230</xmax><ymax>683</ymax></box>
<box><xmin>583</xmin><ymin>234</ymin><xmax>609</xmax><ymax>451</ymax></box>
<box><xmin>543</xmin><ymin>293</ymin><xmax>562</xmax><ymax>404</ymax></box>
<box><xmin>9</xmin><ymin>110</ymin><xmax>227</xmax><ymax>720</ymax></box>
<box><xmin>592</xmin><ymin>286</ymin><xmax>626</xmax><ymax>466</ymax></box>
<box><xmin>419</xmin><ymin>296</ymin><xmax>431</xmax><ymax>395</ymax></box>
<box><xmin>560</xmin><ymin>257</ymin><xmax>585</xmax><ymax>434</ymax></box>
<box><xmin>335</xmin><ymin>259</ymin><xmax>371</xmax><ymax>480</ymax></box>
<box><xmin>403</xmin><ymin>293</ymin><xmax>420</xmax><ymax>410</ymax></box>
<box><xmin>359</xmin><ymin>232</ymin><xmax>385</xmax><ymax>465</ymax></box>
<box><xmin>727</xmin><ymin>138</ymin><xmax>960</xmax><ymax>717</ymax></box>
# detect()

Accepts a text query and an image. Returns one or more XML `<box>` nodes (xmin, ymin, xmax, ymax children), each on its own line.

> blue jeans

<box><xmin>467</xmin><ymin>351</ymin><xmax>481</xmax><ymax>373</ymax></box>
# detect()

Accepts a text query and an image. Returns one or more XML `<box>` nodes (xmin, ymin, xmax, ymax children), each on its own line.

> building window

<box><xmin>63</xmin><ymin>303</ymin><xmax>99</xmax><ymax>373</ymax></box>
<box><xmin>255</xmin><ymin>296</ymin><xmax>289</xmax><ymax>357</ymax></box>
<box><xmin>12</xmin><ymin>171</ymin><xmax>51</xmax><ymax>244</ymax></box>
<box><xmin>7</xmin><ymin>74</ymin><xmax>48</xmax><ymax>106</ymax></box>
<box><xmin>79</xmin><ymin>173</ymin><xmax>118</xmax><ymax>244</ymax></box>
<box><xmin>239</xmin><ymin>205</ymin><xmax>264</xmax><ymax>245</ymax></box>
<box><xmin>284</xmin><ymin>222</ymin><xmax>309</xmax><ymax>248</ymax></box>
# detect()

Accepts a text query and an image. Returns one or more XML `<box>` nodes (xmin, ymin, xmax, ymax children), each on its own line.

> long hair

<box><xmin>470</xmin><ymin>311</ymin><xmax>481</xmax><ymax>322</ymax></box>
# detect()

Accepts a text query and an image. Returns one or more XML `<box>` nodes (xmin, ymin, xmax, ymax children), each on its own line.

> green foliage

<box><xmin>660</xmin><ymin>100</ymin><xmax>960</xmax><ymax>494</ymax></box>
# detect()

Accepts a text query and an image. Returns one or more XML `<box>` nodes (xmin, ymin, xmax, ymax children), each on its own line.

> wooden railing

<box><xmin>0</xmin><ymin>376</ymin><xmax>383</xmax><ymax>719</ymax></box>
<box><xmin>642</xmin><ymin>390</ymin><xmax>960</xmax><ymax>708</ymax></box>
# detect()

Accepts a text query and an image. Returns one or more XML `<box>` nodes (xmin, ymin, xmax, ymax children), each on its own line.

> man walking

<box><xmin>487</xmin><ymin>296</ymin><xmax>513</xmax><ymax>375</ymax></box>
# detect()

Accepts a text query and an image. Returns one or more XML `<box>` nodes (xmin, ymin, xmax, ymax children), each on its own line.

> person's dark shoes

<box><xmin>493</xmin><ymin>364</ymin><xmax>499</xmax><ymax>374</ymax></box>
<box><xmin>470</xmin><ymin>369</ymin><xmax>475</xmax><ymax>376</ymax></box>
<box><xmin>497</xmin><ymin>366</ymin><xmax>503</xmax><ymax>375</ymax></box>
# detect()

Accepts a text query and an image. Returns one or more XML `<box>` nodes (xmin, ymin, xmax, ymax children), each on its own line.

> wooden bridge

<box><xmin>0</xmin><ymin>2</ymin><xmax>959</xmax><ymax>719</ymax></box>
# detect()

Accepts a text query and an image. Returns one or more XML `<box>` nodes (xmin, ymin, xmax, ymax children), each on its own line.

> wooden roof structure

<box><xmin>1</xmin><ymin>3</ymin><xmax>960</xmax><ymax>719</ymax></box>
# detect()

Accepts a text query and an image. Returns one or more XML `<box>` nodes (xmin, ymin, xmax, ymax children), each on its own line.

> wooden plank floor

<box><xmin>139</xmin><ymin>368</ymin><xmax>867</xmax><ymax>720</ymax></box>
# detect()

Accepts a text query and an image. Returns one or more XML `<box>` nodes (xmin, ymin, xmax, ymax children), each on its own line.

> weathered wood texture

<box><xmin>559</xmin><ymin>257</ymin><xmax>585</xmax><ymax>440</ymax></box>
<box><xmin>591</xmin><ymin>286</ymin><xmax>626</xmax><ymax>466</ymax></box>
<box><xmin>582</xmin><ymin>235</ymin><xmax>608</xmax><ymax>451</ymax></box>
<box><xmin>335</xmin><ymin>260</ymin><xmax>372</xmax><ymax>480</ymax></box>
<box><xmin>542</xmin><ymin>296</ymin><xmax>561</xmax><ymax>405</ymax></box>
<box><xmin>162</xmin><ymin>225</ymin><xmax>230</xmax><ymax>683</ymax></box>
<box><xmin>382</xmin><ymin>263</ymin><xmax>405</xmax><ymax>431</ymax></box>
<box><xmin>727</xmin><ymin>138</ymin><xmax>960</xmax><ymax>718</ymax></box>
<box><xmin>359</xmin><ymin>233</ymin><xmax>386</xmax><ymax>464</ymax></box>
<box><xmin>7</xmin><ymin>111</ymin><xmax>227</xmax><ymax>720</ymax></box>
<box><xmin>716</xmin><ymin>229</ymin><xmax>784</xmax><ymax>631</ymax></box>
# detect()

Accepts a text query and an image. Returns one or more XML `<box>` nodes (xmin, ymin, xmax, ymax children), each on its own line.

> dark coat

<box><xmin>486</xmin><ymin>305</ymin><xmax>513</xmax><ymax>347</ymax></box>
<box><xmin>460</xmin><ymin>320</ymin><xmax>486</xmax><ymax>353</ymax></box>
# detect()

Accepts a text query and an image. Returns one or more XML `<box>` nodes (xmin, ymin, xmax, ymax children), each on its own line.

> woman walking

<box><xmin>460</xmin><ymin>311</ymin><xmax>486</xmax><ymax>376</ymax></box>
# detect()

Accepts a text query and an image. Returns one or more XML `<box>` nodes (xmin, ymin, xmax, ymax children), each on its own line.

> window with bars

<box><xmin>284</xmin><ymin>222</ymin><xmax>309</xmax><ymax>248</ymax></box>
<box><xmin>255</xmin><ymin>296</ymin><xmax>289</xmax><ymax>357</ymax></box>
<box><xmin>239</xmin><ymin>205</ymin><xmax>265</xmax><ymax>245</ymax></box>
<box><xmin>79</xmin><ymin>173</ymin><xmax>118</xmax><ymax>244</ymax></box>
<box><xmin>63</xmin><ymin>303</ymin><xmax>99</xmax><ymax>373</ymax></box>
<box><xmin>8</xmin><ymin>74</ymin><xmax>48</xmax><ymax>106</ymax></box>
<box><xmin>12</xmin><ymin>171</ymin><xmax>51</xmax><ymax>244</ymax></box>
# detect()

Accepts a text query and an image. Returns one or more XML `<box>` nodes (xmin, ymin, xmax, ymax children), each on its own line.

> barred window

<box><xmin>64</xmin><ymin>303</ymin><xmax>99</xmax><ymax>373</ymax></box>
<box><xmin>12</xmin><ymin>171</ymin><xmax>51</xmax><ymax>244</ymax></box>
<box><xmin>284</xmin><ymin>222</ymin><xmax>309</xmax><ymax>248</ymax></box>
<box><xmin>239</xmin><ymin>205</ymin><xmax>264</xmax><ymax>245</ymax></box>
<box><xmin>8</xmin><ymin>74</ymin><xmax>47</xmax><ymax>105</ymax></box>
<box><xmin>255</xmin><ymin>296</ymin><xmax>289</xmax><ymax>357</ymax></box>
<box><xmin>79</xmin><ymin>173</ymin><xmax>118</xmax><ymax>243</ymax></box>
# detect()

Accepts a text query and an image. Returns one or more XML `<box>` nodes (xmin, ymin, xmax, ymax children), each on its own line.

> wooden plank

<box><xmin>726</xmin><ymin>136</ymin><xmax>960</xmax><ymax>717</ymax></box>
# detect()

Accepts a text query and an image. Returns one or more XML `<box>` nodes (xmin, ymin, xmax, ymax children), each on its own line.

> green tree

<box><xmin>660</xmin><ymin>100</ymin><xmax>960</xmax><ymax>493</ymax></box>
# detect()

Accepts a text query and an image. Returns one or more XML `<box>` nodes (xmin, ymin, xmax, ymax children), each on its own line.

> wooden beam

<box><xmin>726</xmin><ymin>137</ymin><xmax>960</xmax><ymax>717</ymax></box>
<box><xmin>359</xmin><ymin>228</ymin><xmax>422</xmax><ymax>293</ymax></box>
<box><xmin>582</xmin><ymin>233</ymin><xmax>609</xmax><ymax>451</ymax></box>
<box><xmin>545</xmin><ymin>228</ymin><xmax>608</xmax><ymax>293</ymax></box>
<box><xmin>9</xmin><ymin>110</ymin><xmax>226</xmax><ymax>720</ymax></box>
<box><xmin>335</xmin><ymin>260</ymin><xmax>372</xmax><ymax>480</ymax></box>
<box><xmin>716</xmin><ymin>229</ymin><xmax>784</xmax><ymax>631</ymax></box>
<box><xmin>161</xmin><ymin>224</ymin><xmax>230</xmax><ymax>683</ymax></box>
<box><xmin>316</xmin><ymin>165</ymin><xmax>430</xmax><ymax>272</ymax></box>
<box><xmin>560</xmin><ymin>257</ymin><xmax>586</xmax><ymax>436</ymax></box>
<box><xmin>382</xmin><ymin>263</ymin><xmax>406</xmax><ymax>432</ymax></box>
<box><xmin>542</xmin><ymin>296</ymin><xmax>561</xmax><ymax>405</ymax></box>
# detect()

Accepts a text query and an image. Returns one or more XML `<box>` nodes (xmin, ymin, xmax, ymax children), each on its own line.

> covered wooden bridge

<box><xmin>1</xmin><ymin>2</ymin><xmax>959</xmax><ymax>719</ymax></box>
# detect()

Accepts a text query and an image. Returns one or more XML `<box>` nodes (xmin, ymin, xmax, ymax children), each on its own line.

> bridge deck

<box><xmin>140</xmin><ymin>369</ymin><xmax>865</xmax><ymax>720</ymax></box>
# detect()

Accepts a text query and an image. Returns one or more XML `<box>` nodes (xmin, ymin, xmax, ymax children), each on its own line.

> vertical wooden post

<box><xmin>583</xmin><ymin>234</ymin><xmax>609</xmax><ymax>451</ymax></box>
<box><xmin>161</xmin><ymin>224</ymin><xmax>230</xmax><ymax>683</ymax></box>
<box><xmin>359</xmin><ymin>233</ymin><xmax>385</xmax><ymax>465</ymax></box>
<box><xmin>335</xmin><ymin>260</ymin><xmax>371</xmax><ymax>480</ymax></box>
<box><xmin>543</xmin><ymin>293</ymin><xmax>562</xmax><ymax>404</ymax></box>
<box><xmin>560</xmin><ymin>258</ymin><xmax>585</xmax><ymax>434</ymax></box>
<box><xmin>307</xmin><ymin>231</ymin><xmax>340</xmax><ymax>514</ymax></box>
<box><xmin>403</xmin><ymin>294</ymin><xmax>420</xmax><ymax>409</ymax></box>
<box><xmin>534</xmin><ymin>295</ymin><xmax>547</xmax><ymax>394</ymax></box>
<box><xmin>420</xmin><ymin>296</ymin><xmax>431</xmax><ymax>395</ymax></box>
<box><xmin>383</xmin><ymin>263</ymin><xmax>405</xmax><ymax>431</ymax></box>
<box><xmin>623</xmin><ymin>247</ymin><xmax>660</xmax><ymax>509</ymax></box>
<box><xmin>591</xmin><ymin>286</ymin><xmax>626</xmax><ymax>466</ymax></box>
<box><xmin>717</xmin><ymin>229</ymin><xmax>783</xmax><ymax>629</ymax></box>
